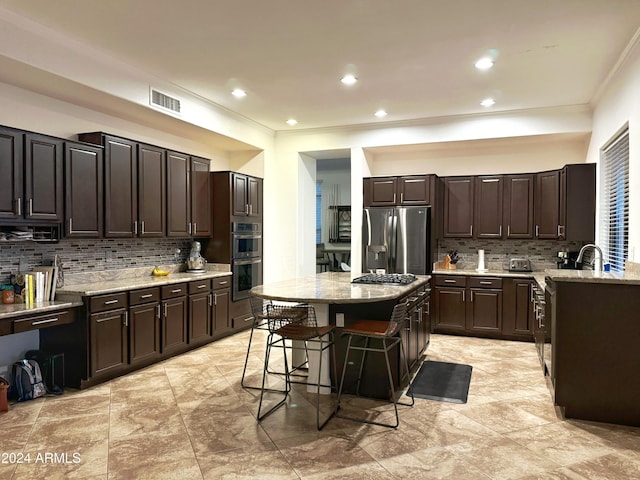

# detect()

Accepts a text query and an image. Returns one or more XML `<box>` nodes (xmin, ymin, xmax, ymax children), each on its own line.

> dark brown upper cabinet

<box><xmin>138</xmin><ymin>143</ymin><xmax>166</xmax><ymax>237</ymax></box>
<box><xmin>364</xmin><ymin>175</ymin><xmax>433</xmax><ymax>207</ymax></box>
<box><xmin>166</xmin><ymin>150</ymin><xmax>191</xmax><ymax>237</ymax></box>
<box><xmin>232</xmin><ymin>172</ymin><xmax>262</xmax><ymax>218</ymax></box>
<box><xmin>535</xmin><ymin>170</ymin><xmax>561</xmax><ymax>239</ymax></box>
<box><xmin>474</xmin><ymin>175</ymin><xmax>503</xmax><ymax>238</ymax></box>
<box><xmin>443</xmin><ymin>176</ymin><xmax>474</xmax><ymax>237</ymax></box>
<box><xmin>503</xmin><ymin>174</ymin><xmax>535</xmax><ymax>239</ymax></box>
<box><xmin>64</xmin><ymin>141</ymin><xmax>103</xmax><ymax>238</ymax></box>
<box><xmin>1</xmin><ymin>128</ymin><xmax>64</xmax><ymax>225</ymax></box>
<box><xmin>561</xmin><ymin>163</ymin><xmax>595</xmax><ymax>242</ymax></box>
<box><xmin>190</xmin><ymin>156</ymin><xmax>212</xmax><ymax>237</ymax></box>
<box><xmin>0</xmin><ymin>126</ymin><xmax>24</xmax><ymax>222</ymax></box>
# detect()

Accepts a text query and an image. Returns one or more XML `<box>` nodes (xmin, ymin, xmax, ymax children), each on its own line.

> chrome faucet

<box><xmin>576</xmin><ymin>244</ymin><xmax>604</xmax><ymax>272</ymax></box>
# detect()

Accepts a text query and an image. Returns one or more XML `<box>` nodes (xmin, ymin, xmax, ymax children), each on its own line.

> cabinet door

<box><xmin>398</xmin><ymin>175</ymin><xmax>430</xmax><ymax>205</ymax></box>
<box><xmin>513</xmin><ymin>281</ymin><xmax>534</xmax><ymax>336</ymax></box>
<box><xmin>189</xmin><ymin>292</ymin><xmax>211</xmax><ymax>343</ymax></box>
<box><xmin>129</xmin><ymin>302</ymin><xmax>161</xmax><ymax>366</ymax></box>
<box><xmin>474</xmin><ymin>176</ymin><xmax>503</xmax><ymax>238</ymax></box>
<box><xmin>247</xmin><ymin>176</ymin><xmax>262</xmax><ymax>217</ymax></box>
<box><xmin>421</xmin><ymin>291</ymin><xmax>431</xmax><ymax>351</ymax></box>
<box><xmin>434</xmin><ymin>287</ymin><xmax>466</xmax><ymax>332</ymax></box>
<box><xmin>104</xmin><ymin>136</ymin><xmax>138</xmax><ymax>237</ymax></box>
<box><xmin>232</xmin><ymin>173</ymin><xmax>249</xmax><ymax>216</ymax></box>
<box><xmin>24</xmin><ymin>133</ymin><xmax>64</xmax><ymax>222</ymax></box>
<box><xmin>138</xmin><ymin>144</ymin><xmax>166</xmax><ymax>237</ymax></box>
<box><xmin>535</xmin><ymin>170</ymin><xmax>561</xmax><ymax>239</ymax></box>
<box><xmin>443</xmin><ymin>177</ymin><xmax>474</xmax><ymax>237</ymax></box>
<box><xmin>563</xmin><ymin>164</ymin><xmax>596</xmax><ymax>242</ymax></box>
<box><xmin>90</xmin><ymin>309</ymin><xmax>127</xmax><ymax>377</ymax></box>
<box><xmin>368</xmin><ymin>177</ymin><xmax>397</xmax><ymax>206</ymax></box>
<box><xmin>0</xmin><ymin>127</ymin><xmax>23</xmax><ymax>221</ymax></box>
<box><xmin>65</xmin><ymin>142</ymin><xmax>103</xmax><ymax>238</ymax></box>
<box><xmin>504</xmin><ymin>174</ymin><xmax>534</xmax><ymax>239</ymax></box>
<box><xmin>191</xmin><ymin>156</ymin><xmax>211</xmax><ymax>236</ymax></box>
<box><xmin>167</xmin><ymin>151</ymin><xmax>191</xmax><ymax>237</ymax></box>
<box><xmin>467</xmin><ymin>289</ymin><xmax>502</xmax><ymax>334</ymax></box>
<box><xmin>212</xmin><ymin>288</ymin><xmax>231</xmax><ymax>334</ymax></box>
<box><xmin>161</xmin><ymin>297</ymin><xmax>188</xmax><ymax>354</ymax></box>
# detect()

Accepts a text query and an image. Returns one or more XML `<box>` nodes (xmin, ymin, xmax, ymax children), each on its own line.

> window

<box><xmin>316</xmin><ymin>181</ymin><xmax>322</xmax><ymax>244</ymax></box>
<box><xmin>599</xmin><ymin>129</ymin><xmax>629</xmax><ymax>272</ymax></box>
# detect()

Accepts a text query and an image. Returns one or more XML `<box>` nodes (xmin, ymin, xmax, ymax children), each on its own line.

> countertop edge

<box><xmin>0</xmin><ymin>300</ymin><xmax>83</xmax><ymax>321</ymax></box>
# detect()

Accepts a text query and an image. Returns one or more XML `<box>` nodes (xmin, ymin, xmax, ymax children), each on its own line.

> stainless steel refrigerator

<box><xmin>362</xmin><ymin>206</ymin><xmax>431</xmax><ymax>274</ymax></box>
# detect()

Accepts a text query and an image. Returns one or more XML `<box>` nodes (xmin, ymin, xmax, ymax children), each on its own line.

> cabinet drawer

<box><xmin>212</xmin><ymin>276</ymin><xmax>231</xmax><ymax>290</ymax></box>
<box><xmin>161</xmin><ymin>283</ymin><xmax>187</xmax><ymax>299</ymax></box>
<box><xmin>130</xmin><ymin>287</ymin><xmax>160</xmax><ymax>306</ymax></box>
<box><xmin>435</xmin><ymin>275</ymin><xmax>467</xmax><ymax>288</ymax></box>
<box><xmin>469</xmin><ymin>277</ymin><xmax>503</xmax><ymax>289</ymax></box>
<box><xmin>13</xmin><ymin>309</ymin><xmax>73</xmax><ymax>333</ymax></box>
<box><xmin>188</xmin><ymin>279</ymin><xmax>211</xmax><ymax>294</ymax></box>
<box><xmin>232</xmin><ymin>313</ymin><xmax>253</xmax><ymax>329</ymax></box>
<box><xmin>90</xmin><ymin>292</ymin><xmax>128</xmax><ymax>313</ymax></box>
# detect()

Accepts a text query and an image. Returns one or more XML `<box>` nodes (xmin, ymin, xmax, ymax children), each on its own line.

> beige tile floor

<box><xmin>0</xmin><ymin>332</ymin><xmax>638</xmax><ymax>479</ymax></box>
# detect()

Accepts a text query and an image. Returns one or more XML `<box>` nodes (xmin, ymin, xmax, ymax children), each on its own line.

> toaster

<box><xmin>509</xmin><ymin>258</ymin><xmax>532</xmax><ymax>272</ymax></box>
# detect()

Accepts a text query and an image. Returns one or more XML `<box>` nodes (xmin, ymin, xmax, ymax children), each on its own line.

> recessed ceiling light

<box><xmin>231</xmin><ymin>88</ymin><xmax>247</xmax><ymax>98</ymax></box>
<box><xmin>286</xmin><ymin>118</ymin><xmax>298</xmax><ymax>126</ymax></box>
<box><xmin>341</xmin><ymin>74</ymin><xmax>358</xmax><ymax>85</ymax></box>
<box><xmin>374</xmin><ymin>109</ymin><xmax>387</xmax><ymax>118</ymax></box>
<box><xmin>475</xmin><ymin>57</ymin><xmax>494</xmax><ymax>70</ymax></box>
<box><xmin>480</xmin><ymin>98</ymin><xmax>496</xmax><ymax>107</ymax></box>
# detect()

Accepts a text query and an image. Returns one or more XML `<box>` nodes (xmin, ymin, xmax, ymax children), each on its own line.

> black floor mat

<box><xmin>407</xmin><ymin>360</ymin><xmax>473</xmax><ymax>404</ymax></box>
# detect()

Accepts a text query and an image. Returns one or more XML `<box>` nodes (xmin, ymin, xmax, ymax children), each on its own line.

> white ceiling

<box><xmin>1</xmin><ymin>0</ymin><xmax>640</xmax><ymax>132</ymax></box>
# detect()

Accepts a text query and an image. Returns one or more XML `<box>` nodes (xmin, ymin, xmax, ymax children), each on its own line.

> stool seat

<box><xmin>342</xmin><ymin>320</ymin><xmax>392</xmax><ymax>337</ymax></box>
<box><xmin>276</xmin><ymin>324</ymin><xmax>335</xmax><ymax>341</ymax></box>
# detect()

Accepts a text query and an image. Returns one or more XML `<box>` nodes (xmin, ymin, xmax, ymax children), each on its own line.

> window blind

<box><xmin>599</xmin><ymin>129</ymin><xmax>629</xmax><ymax>272</ymax></box>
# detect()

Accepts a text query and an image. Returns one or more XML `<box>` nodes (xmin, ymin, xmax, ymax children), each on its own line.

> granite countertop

<box><xmin>251</xmin><ymin>271</ymin><xmax>430</xmax><ymax>304</ymax></box>
<box><xmin>57</xmin><ymin>269</ymin><xmax>232</xmax><ymax>297</ymax></box>
<box><xmin>0</xmin><ymin>299</ymin><xmax>84</xmax><ymax>321</ymax></box>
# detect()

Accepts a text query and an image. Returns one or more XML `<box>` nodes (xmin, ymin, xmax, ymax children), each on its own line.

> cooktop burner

<box><xmin>351</xmin><ymin>273</ymin><xmax>417</xmax><ymax>285</ymax></box>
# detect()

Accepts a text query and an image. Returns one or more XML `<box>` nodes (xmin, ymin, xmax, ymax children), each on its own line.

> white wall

<box><xmin>586</xmin><ymin>35</ymin><xmax>640</xmax><ymax>261</ymax></box>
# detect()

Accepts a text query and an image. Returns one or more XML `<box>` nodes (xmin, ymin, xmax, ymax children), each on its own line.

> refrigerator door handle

<box><xmin>365</xmin><ymin>209</ymin><xmax>372</xmax><ymax>246</ymax></box>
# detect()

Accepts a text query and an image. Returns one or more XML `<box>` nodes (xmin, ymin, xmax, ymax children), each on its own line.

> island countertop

<box><xmin>250</xmin><ymin>271</ymin><xmax>430</xmax><ymax>304</ymax></box>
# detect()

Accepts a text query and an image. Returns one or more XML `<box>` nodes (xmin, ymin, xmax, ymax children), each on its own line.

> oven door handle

<box><xmin>233</xmin><ymin>258</ymin><xmax>262</xmax><ymax>265</ymax></box>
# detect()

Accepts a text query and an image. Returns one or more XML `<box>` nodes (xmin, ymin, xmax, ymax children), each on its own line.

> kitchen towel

<box><xmin>477</xmin><ymin>249</ymin><xmax>486</xmax><ymax>271</ymax></box>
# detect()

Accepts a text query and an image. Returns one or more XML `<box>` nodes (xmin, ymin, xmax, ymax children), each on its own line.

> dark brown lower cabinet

<box><xmin>212</xmin><ymin>287</ymin><xmax>231</xmax><ymax>335</ymax></box>
<box><xmin>434</xmin><ymin>287</ymin><xmax>467</xmax><ymax>333</ymax></box>
<box><xmin>129</xmin><ymin>302</ymin><xmax>161</xmax><ymax>366</ymax></box>
<box><xmin>466</xmin><ymin>288</ymin><xmax>502</xmax><ymax>335</ymax></box>
<box><xmin>189</xmin><ymin>292</ymin><xmax>211</xmax><ymax>343</ymax></box>
<box><xmin>502</xmin><ymin>278</ymin><xmax>535</xmax><ymax>340</ymax></box>
<box><xmin>161</xmin><ymin>283</ymin><xmax>188</xmax><ymax>355</ymax></box>
<box><xmin>90</xmin><ymin>308</ymin><xmax>127</xmax><ymax>378</ymax></box>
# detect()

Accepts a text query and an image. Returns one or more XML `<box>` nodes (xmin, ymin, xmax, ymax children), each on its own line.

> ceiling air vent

<box><xmin>150</xmin><ymin>89</ymin><xmax>181</xmax><ymax>114</ymax></box>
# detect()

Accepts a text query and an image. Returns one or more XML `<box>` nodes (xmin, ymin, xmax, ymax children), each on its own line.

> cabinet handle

<box><xmin>29</xmin><ymin>198</ymin><xmax>33</xmax><ymax>216</ymax></box>
<box><xmin>219</xmin><ymin>281</ymin><xmax>228</xmax><ymax>286</ymax></box>
<box><xmin>69</xmin><ymin>218</ymin><xmax>73</xmax><ymax>233</ymax></box>
<box><xmin>462</xmin><ymin>290</ymin><xmax>465</xmax><ymax>302</ymax></box>
<box><xmin>16</xmin><ymin>197</ymin><xmax>21</xmax><ymax>216</ymax></box>
<box><xmin>507</xmin><ymin>225</ymin><xmax>511</xmax><ymax>237</ymax></box>
<box><xmin>535</xmin><ymin>225</ymin><xmax>540</xmax><ymax>237</ymax></box>
<box><xmin>104</xmin><ymin>299</ymin><xmax>119</xmax><ymax>305</ymax></box>
<box><xmin>557</xmin><ymin>225</ymin><xmax>564</xmax><ymax>237</ymax></box>
<box><xmin>141</xmin><ymin>221</ymin><xmax>145</xmax><ymax>235</ymax></box>
<box><xmin>171</xmin><ymin>288</ymin><xmax>183</xmax><ymax>294</ymax></box>
<box><xmin>124</xmin><ymin>311</ymin><xmax>129</xmax><ymax>327</ymax></box>
<box><xmin>134</xmin><ymin>221</ymin><xmax>138</xmax><ymax>235</ymax></box>
<box><xmin>156</xmin><ymin>304</ymin><xmax>161</xmax><ymax>319</ymax></box>
<box><xmin>393</xmin><ymin>193</ymin><xmax>397</xmax><ymax>204</ymax></box>
<box><xmin>31</xmin><ymin>317</ymin><xmax>58</xmax><ymax>326</ymax></box>
<box><xmin>208</xmin><ymin>293</ymin><xmax>213</xmax><ymax>307</ymax></box>
<box><xmin>214</xmin><ymin>293</ymin><xmax>217</xmax><ymax>306</ymax></box>
<box><xmin>479</xmin><ymin>281</ymin><xmax>492</xmax><ymax>285</ymax></box>
<box><xmin>425</xmin><ymin>302</ymin><xmax>430</xmax><ymax>315</ymax></box>
<box><xmin>444</xmin><ymin>279</ymin><xmax>456</xmax><ymax>283</ymax></box>
<box><xmin>499</xmin><ymin>225</ymin><xmax>502</xmax><ymax>237</ymax></box>
<box><xmin>245</xmin><ymin>204</ymin><xmax>249</xmax><ymax>215</ymax></box>
<box><xmin>470</xmin><ymin>225</ymin><xmax>473</xmax><ymax>236</ymax></box>
<box><xmin>197</xmin><ymin>284</ymin><xmax>207</xmax><ymax>289</ymax></box>
<box><xmin>193</xmin><ymin>223</ymin><xmax>197</xmax><ymax>235</ymax></box>
<box><xmin>164</xmin><ymin>303</ymin><xmax>168</xmax><ymax>317</ymax></box>
<box><xmin>400</xmin><ymin>193</ymin><xmax>404</xmax><ymax>204</ymax></box>
<box><xmin>470</xmin><ymin>291</ymin><xmax>473</xmax><ymax>302</ymax></box>
<box><xmin>188</xmin><ymin>222</ymin><xmax>192</xmax><ymax>235</ymax></box>
<box><xmin>140</xmin><ymin>293</ymin><xmax>153</xmax><ymax>299</ymax></box>
<box><xmin>417</xmin><ymin>307</ymin><xmax>422</xmax><ymax>322</ymax></box>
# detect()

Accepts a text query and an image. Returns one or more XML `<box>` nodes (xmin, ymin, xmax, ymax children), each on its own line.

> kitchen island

<box><xmin>251</xmin><ymin>271</ymin><xmax>431</xmax><ymax>397</ymax></box>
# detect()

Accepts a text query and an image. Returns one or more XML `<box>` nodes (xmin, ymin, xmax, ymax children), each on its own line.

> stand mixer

<box><xmin>186</xmin><ymin>241</ymin><xmax>207</xmax><ymax>273</ymax></box>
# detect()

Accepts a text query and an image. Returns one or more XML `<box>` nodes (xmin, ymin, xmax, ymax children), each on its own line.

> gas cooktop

<box><xmin>351</xmin><ymin>273</ymin><xmax>418</xmax><ymax>285</ymax></box>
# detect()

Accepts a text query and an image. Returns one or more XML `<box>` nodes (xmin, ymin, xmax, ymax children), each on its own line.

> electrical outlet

<box><xmin>336</xmin><ymin>313</ymin><xmax>345</xmax><ymax>327</ymax></box>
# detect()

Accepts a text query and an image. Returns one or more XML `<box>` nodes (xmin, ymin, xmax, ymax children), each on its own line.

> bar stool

<box><xmin>257</xmin><ymin>303</ymin><xmax>337</xmax><ymax>430</ymax></box>
<box><xmin>241</xmin><ymin>296</ymin><xmax>309</xmax><ymax>389</ymax></box>
<box><xmin>334</xmin><ymin>302</ymin><xmax>414</xmax><ymax>428</ymax></box>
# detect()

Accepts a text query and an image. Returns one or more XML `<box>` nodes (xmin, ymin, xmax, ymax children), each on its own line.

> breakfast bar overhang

<box><xmin>250</xmin><ymin>272</ymin><xmax>431</xmax><ymax>397</ymax></box>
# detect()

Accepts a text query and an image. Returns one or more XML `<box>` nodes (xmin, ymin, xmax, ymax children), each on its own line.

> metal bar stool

<box><xmin>242</xmin><ymin>296</ymin><xmax>310</xmax><ymax>389</ymax></box>
<box><xmin>334</xmin><ymin>302</ymin><xmax>414</xmax><ymax>428</ymax></box>
<box><xmin>257</xmin><ymin>303</ymin><xmax>337</xmax><ymax>430</ymax></box>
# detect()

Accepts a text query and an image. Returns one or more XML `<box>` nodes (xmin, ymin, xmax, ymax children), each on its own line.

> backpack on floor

<box><xmin>11</xmin><ymin>359</ymin><xmax>46</xmax><ymax>401</ymax></box>
<box><xmin>25</xmin><ymin>350</ymin><xmax>62</xmax><ymax>395</ymax></box>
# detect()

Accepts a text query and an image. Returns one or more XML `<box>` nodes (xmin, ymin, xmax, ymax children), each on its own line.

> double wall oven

<box><xmin>231</xmin><ymin>222</ymin><xmax>262</xmax><ymax>300</ymax></box>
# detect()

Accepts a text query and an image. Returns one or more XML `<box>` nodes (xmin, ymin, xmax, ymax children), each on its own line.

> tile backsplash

<box><xmin>438</xmin><ymin>238</ymin><xmax>585</xmax><ymax>271</ymax></box>
<box><xmin>0</xmin><ymin>238</ymin><xmax>193</xmax><ymax>284</ymax></box>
